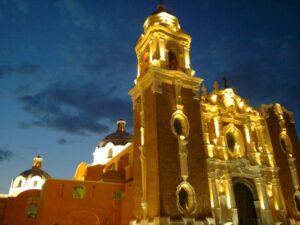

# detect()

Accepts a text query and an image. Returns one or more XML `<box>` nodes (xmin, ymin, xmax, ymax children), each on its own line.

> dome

<box><xmin>9</xmin><ymin>155</ymin><xmax>51</xmax><ymax>197</ymax></box>
<box><xmin>17</xmin><ymin>155</ymin><xmax>51</xmax><ymax>179</ymax></box>
<box><xmin>98</xmin><ymin>119</ymin><xmax>133</xmax><ymax>148</ymax></box>
<box><xmin>18</xmin><ymin>168</ymin><xmax>51</xmax><ymax>180</ymax></box>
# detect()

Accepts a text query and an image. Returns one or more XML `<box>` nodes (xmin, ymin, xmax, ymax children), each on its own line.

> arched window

<box><xmin>114</xmin><ymin>191</ymin><xmax>124</xmax><ymax>201</ymax></box>
<box><xmin>33</xmin><ymin>180</ymin><xmax>38</xmax><ymax>187</ymax></box>
<box><xmin>226</xmin><ymin>132</ymin><xmax>235</xmax><ymax>152</ymax></box>
<box><xmin>223</xmin><ymin>124</ymin><xmax>245</xmax><ymax>158</ymax></box>
<box><xmin>107</xmin><ymin>148</ymin><xmax>113</xmax><ymax>158</ymax></box>
<box><xmin>168</xmin><ymin>51</ymin><xmax>178</xmax><ymax>70</ymax></box>
<box><xmin>27</xmin><ymin>203</ymin><xmax>38</xmax><ymax>218</ymax></box>
<box><xmin>140</xmin><ymin>51</ymin><xmax>150</xmax><ymax>76</ymax></box>
<box><xmin>73</xmin><ymin>185</ymin><xmax>86</xmax><ymax>199</ymax></box>
<box><xmin>18</xmin><ymin>179</ymin><xmax>23</xmax><ymax>187</ymax></box>
<box><xmin>13</xmin><ymin>176</ymin><xmax>25</xmax><ymax>188</ymax></box>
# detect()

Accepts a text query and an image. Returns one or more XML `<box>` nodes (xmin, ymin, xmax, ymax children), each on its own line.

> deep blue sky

<box><xmin>0</xmin><ymin>0</ymin><xmax>299</xmax><ymax>193</ymax></box>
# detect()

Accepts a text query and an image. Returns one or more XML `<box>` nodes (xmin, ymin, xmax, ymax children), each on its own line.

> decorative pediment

<box><xmin>229</xmin><ymin>158</ymin><xmax>261</xmax><ymax>177</ymax></box>
<box><xmin>201</xmin><ymin>87</ymin><xmax>264</xmax><ymax>123</ymax></box>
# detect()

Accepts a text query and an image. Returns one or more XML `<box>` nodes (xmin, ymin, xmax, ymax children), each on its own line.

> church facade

<box><xmin>0</xmin><ymin>5</ymin><xmax>300</xmax><ymax>225</ymax></box>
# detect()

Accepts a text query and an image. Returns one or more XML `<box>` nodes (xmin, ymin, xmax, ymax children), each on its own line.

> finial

<box><xmin>201</xmin><ymin>84</ymin><xmax>207</xmax><ymax>96</ymax></box>
<box><xmin>117</xmin><ymin>119</ymin><xmax>126</xmax><ymax>132</ymax></box>
<box><xmin>32</xmin><ymin>155</ymin><xmax>42</xmax><ymax>169</ymax></box>
<box><xmin>223</xmin><ymin>77</ymin><xmax>228</xmax><ymax>89</ymax></box>
<box><xmin>157</xmin><ymin>0</ymin><xmax>165</xmax><ymax>10</ymax></box>
<box><xmin>213</xmin><ymin>81</ymin><xmax>219</xmax><ymax>91</ymax></box>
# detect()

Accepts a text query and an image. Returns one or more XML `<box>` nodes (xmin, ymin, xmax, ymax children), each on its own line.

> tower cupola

<box><xmin>136</xmin><ymin>4</ymin><xmax>194</xmax><ymax>78</ymax></box>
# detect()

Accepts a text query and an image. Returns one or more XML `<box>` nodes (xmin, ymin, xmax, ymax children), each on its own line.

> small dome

<box><xmin>9</xmin><ymin>155</ymin><xmax>51</xmax><ymax>196</ymax></box>
<box><xmin>17</xmin><ymin>155</ymin><xmax>51</xmax><ymax>179</ymax></box>
<box><xmin>18</xmin><ymin>168</ymin><xmax>51</xmax><ymax>180</ymax></box>
<box><xmin>98</xmin><ymin>119</ymin><xmax>133</xmax><ymax>147</ymax></box>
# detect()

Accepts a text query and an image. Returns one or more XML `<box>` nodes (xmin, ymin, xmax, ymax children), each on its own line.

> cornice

<box><xmin>129</xmin><ymin>66</ymin><xmax>203</xmax><ymax>101</ymax></box>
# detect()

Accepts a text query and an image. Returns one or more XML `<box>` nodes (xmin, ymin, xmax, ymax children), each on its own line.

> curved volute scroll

<box><xmin>135</xmin><ymin>4</ymin><xmax>195</xmax><ymax>78</ymax></box>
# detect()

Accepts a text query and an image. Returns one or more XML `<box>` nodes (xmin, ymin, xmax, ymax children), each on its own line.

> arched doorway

<box><xmin>63</xmin><ymin>211</ymin><xmax>100</xmax><ymax>225</ymax></box>
<box><xmin>234</xmin><ymin>182</ymin><xmax>259</xmax><ymax>225</ymax></box>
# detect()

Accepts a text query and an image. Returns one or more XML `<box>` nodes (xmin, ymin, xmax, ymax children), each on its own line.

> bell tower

<box><xmin>136</xmin><ymin>4</ymin><xmax>194</xmax><ymax>78</ymax></box>
<box><xmin>129</xmin><ymin>5</ymin><xmax>211</xmax><ymax>225</ymax></box>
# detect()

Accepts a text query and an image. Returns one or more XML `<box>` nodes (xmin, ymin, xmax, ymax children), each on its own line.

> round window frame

<box><xmin>170</xmin><ymin>111</ymin><xmax>190</xmax><ymax>138</ymax></box>
<box><xmin>294</xmin><ymin>191</ymin><xmax>300</xmax><ymax>214</ymax></box>
<box><xmin>176</xmin><ymin>181</ymin><xmax>197</xmax><ymax>216</ymax></box>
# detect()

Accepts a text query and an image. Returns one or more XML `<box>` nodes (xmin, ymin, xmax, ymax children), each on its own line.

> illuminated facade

<box><xmin>129</xmin><ymin>4</ymin><xmax>300</xmax><ymax>225</ymax></box>
<box><xmin>0</xmin><ymin>4</ymin><xmax>300</xmax><ymax>225</ymax></box>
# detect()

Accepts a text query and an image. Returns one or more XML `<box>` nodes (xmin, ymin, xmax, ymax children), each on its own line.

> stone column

<box><xmin>272</xmin><ymin>177</ymin><xmax>288</xmax><ymax>224</ymax></box>
<box><xmin>225</xmin><ymin>177</ymin><xmax>238</xmax><ymax>225</ymax></box>
<box><xmin>255</xmin><ymin>177</ymin><xmax>273</xmax><ymax>225</ymax></box>
<box><xmin>208</xmin><ymin>172</ymin><xmax>221</xmax><ymax>225</ymax></box>
<box><xmin>158</xmin><ymin>37</ymin><xmax>166</xmax><ymax>62</ymax></box>
<box><xmin>183</xmin><ymin>46</ymin><xmax>190</xmax><ymax>69</ymax></box>
<box><xmin>139</xmin><ymin>89</ymin><xmax>148</xmax><ymax>221</ymax></box>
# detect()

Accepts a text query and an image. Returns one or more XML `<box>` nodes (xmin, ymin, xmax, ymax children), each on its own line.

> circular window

<box><xmin>176</xmin><ymin>182</ymin><xmax>196</xmax><ymax>215</ymax></box>
<box><xmin>170</xmin><ymin>111</ymin><xmax>190</xmax><ymax>138</ymax></box>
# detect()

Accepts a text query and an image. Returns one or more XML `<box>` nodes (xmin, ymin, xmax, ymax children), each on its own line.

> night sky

<box><xmin>0</xmin><ymin>0</ymin><xmax>299</xmax><ymax>193</ymax></box>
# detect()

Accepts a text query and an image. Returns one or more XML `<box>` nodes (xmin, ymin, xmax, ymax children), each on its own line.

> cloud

<box><xmin>0</xmin><ymin>65</ymin><xmax>14</xmax><ymax>78</ymax></box>
<box><xmin>55</xmin><ymin>0</ymin><xmax>95</xmax><ymax>30</ymax></box>
<box><xmin>57</xmin><ymin>139</ymin><xmax>67</xmax><ymax>144</ymax></box>
<box><xmin>18</xmin><ymin>82</ymin><xmax>132</xmax><ymax>136</ymax></box>
<box><xmin>16</xmin><ymin>63</ymin><xmax>39</xmax><ymax>74</ymax></box>
<box><xmin>0</xmin><ymin>63</ymin><xmax>40</xmax><ymax>79</ymax></box>
<box><xmin>0</xmin><ymin>149</ymin><xmax>13</xmax><ymax>162</ymax></box>
<box><xmin>19</xmin><ymin>121</ymin><xmax>32</xmax><ymax>129</ymax></box>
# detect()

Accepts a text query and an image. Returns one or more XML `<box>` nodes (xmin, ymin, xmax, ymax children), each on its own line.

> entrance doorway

<box><xmin>234</xmin><ymin>182</ymin><xmax>259</xmax><ymax>225</ymax></box>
